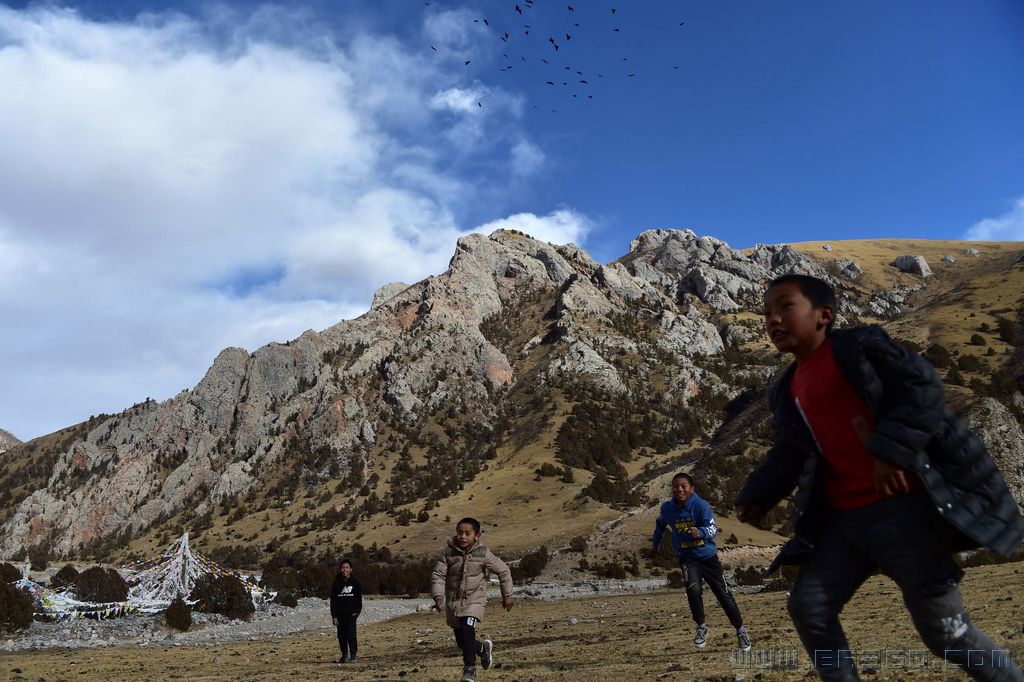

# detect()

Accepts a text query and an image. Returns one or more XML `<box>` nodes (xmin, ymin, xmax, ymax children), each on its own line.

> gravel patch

<box><xmin>0</xmin><ymin>597</ymin><xmax>422</xmax><ymax>652</ymax></box>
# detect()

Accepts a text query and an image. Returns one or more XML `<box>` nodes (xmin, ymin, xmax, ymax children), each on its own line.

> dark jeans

<box><xmin>453</xmin><ymin>616</ymin><xmax>484</xmax><ymax>667</ymax></box>
<box><xmin>682</xmin><ymin>553</ymin><xmax>744</xmax><ymax>628</ymax></box>
<box><xmin>336</xmin><ymin>613</ymin><xmax>358</xmax><ymax>657</ymax></box>
<box><xmin>788</xmin><ymin>493</ymin><xmax>1022</xmax><ymax>682</ymax></box>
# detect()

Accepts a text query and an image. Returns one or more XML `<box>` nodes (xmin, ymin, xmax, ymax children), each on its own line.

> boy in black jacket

<box><xmin>330</xmin><ymin>558</ymin><xmax>362</xmax><ymax>663</ymax></box>
<box><xmin>736</xmin><ymin>274</ymin><xmax>1023</xmax><ymax>682</ymax></box>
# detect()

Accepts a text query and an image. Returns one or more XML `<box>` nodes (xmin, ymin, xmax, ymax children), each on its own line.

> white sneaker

<box><xmin>694</xmin><ymin>623</ymin><xmax>708</xmax><ymax>648</ymax></box>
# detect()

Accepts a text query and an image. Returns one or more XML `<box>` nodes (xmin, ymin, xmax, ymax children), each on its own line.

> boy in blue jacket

<box><xmin>737</xmin><ymin>274</ymin><xmax>1024</xmax><ymax>682</ymax></box>
<box><xmin>653</xmin><ymin>472</ymin><xmax>752</xmax><ymax>651</ymax></box>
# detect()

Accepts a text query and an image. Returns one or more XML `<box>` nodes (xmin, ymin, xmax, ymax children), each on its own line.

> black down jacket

<box><xmin>736</xmin><ymin>325</ymin><xmax>1024</xmax><ymax>571</ymax></box>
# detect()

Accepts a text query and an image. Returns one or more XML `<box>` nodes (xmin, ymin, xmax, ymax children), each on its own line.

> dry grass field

<box><xmin>4</xmin><ymin>561</ymin><xmax>1022</xmax><ymax>682</ymax></box>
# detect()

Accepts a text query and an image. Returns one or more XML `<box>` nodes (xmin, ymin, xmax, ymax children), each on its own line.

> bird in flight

<box><xmin>515</xmin><ymin>4</ymin><xmax>522</xmax><ymax>14</ymax></box>
<box><xmin>465</xmin><ymin>60</ymin><xmax>471</xmax><ymax>65</ymax></box>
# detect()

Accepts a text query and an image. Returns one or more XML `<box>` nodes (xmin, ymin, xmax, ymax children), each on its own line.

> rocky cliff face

<box><xmin>0</xmin><ymin>428</ymin><xmax>21</xmax><ymax>454</ymax></box>
<box><xmin>2</xmin><ymin>230</ymin><xmax>1022</xmax><ymax>559</ymax></box>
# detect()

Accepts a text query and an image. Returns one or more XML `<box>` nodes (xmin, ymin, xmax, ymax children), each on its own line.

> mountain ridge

<box><xmin>1</xmin><ymin>230</ymin><xmax>1021</xmax><ymax>563</ymax></box>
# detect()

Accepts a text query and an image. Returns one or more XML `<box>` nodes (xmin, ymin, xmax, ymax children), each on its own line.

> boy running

<box><xmin>653</xmin><ymin>472</ymin><xmax>752</xmax><ymax>651</ymax></box>
<box><xmin>431</xmin><ymin>517</ymin><xmax>514</xmax><ymax>682</ymax></box>
<box><xmin>737</xmin><ymin>274</ymin><xmax>1024</xmax><ymax>681</ymax></box>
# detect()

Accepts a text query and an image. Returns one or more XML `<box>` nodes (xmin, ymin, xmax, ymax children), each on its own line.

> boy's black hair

<box><xmin>672</xmin><ymin>472</ymin><xmax>694</xmax><ymax>486</ymax></box>
<box><xmin>456</xmin><ymin>517</ymin><xmax>481</xmax><ymax>533</ymax></box>
<box><xmin>340</xmin><ymin>557</ymin><xmax>353</xmax><ymax>568</ymax></box>
<box><xmin>766</xmin><ymin>274</ymin><xmax>838</xmax><ymax>333</ymax></box>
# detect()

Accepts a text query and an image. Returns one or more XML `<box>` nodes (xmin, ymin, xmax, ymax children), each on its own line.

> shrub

<box><xmin>165</xmin><ymin>596</ymin><xmax>192</xmax><ymax>631</ymax></box>
<box><xmin>416</xmin><ymin>510</ymin><xmax>430</xmax><ymax>523</ymax></box>
<box><xmin>190</xmin><ymin>574</ymin><xmax>254</xmax><ymax>621</ymax></box>
<box><xmin>28</xmin><ymin>543</ymin><xmax>51</xmax><ymax>572</ymax></box>
<box><xmin>568</xmin><ymin>535</ymin><xmax>588</xmax><ymax>553</ymax></box>
<box><xmin>0</xmin><ymin>562</ymin><xmax>21</xmax><ymax>584</ymax></box>
<box><xmin>969</xmin><ymin>333</ymin><xmax>987</xmax><ymax>346</ymax></box>
<box><xmin>534</xmin><ymin>462</ymin><xmax>560</xmax><ymax>477</ymax></box>
<box><xmin>275</xmin><ymin>591</ymin><xmax>299</xmax><ymax>607</ymax></box>
<box><xmin>946</xmin><ymin>367</ymin><xmax>965</xmax><ymax>385</ymax></box>
<box><xmin>924</xmin><ymin>344</ymin><xmax>953</xmax><ymax>369</ymax></box>
<box><xmin>997</xmin><ymin>317</ymin><xmax>1017</xmax><ymax>345</ymax></box>
<box><xmin>511</xmin><ymin>546</ymin><xmax>549</xmax><ymax>583</ymax></box>
<box><xmin>0</xmin><ymin>583</ymin><xmax>33</xmax><ymax>632</ymax></box>
<box><xmin>666</xmin><ymin>569</ymin><xmax>685</xmax><ymax>589</ymax></box>
<box><xmin>597</xmin><ymin>561</ymin><xmax>627</xmax><ymax>580</ymax></box>
<box><xmin>75</xmin><ymin>567</ymin><xmax>128</xmax><ymax>602</ymax></box>
<box><xmin>51</xmin><ymin>564</ymin><xmax>79</xmax><ymax>589</ymax></box>
<box><xmin>958</xmin><ymin>355</ymin><xmax>982</xmax><ymax>372</ymax></box>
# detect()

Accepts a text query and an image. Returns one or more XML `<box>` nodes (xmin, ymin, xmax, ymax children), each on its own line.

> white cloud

<box><xmin>964</xmin><ymin>197</ymin><xmax>1024</xmax><ymax>241</ymax></box>
<box><xmin>431</xmin><ymin>85</ymin><xmax>488</xmax><ymax>114</ymax></box>
<box><xmin>511</xmin><ymin>139</ymin><xmax>546</xmax><ymax>177</ymax></box>
<box><xmin>474</xmin><ymin>209</ymin><xmax>590</xmax><ymax>246</ymax></box>
<box><xmin>0</xmin><ymin>5</ymin><xmax>587</xmax><ymax>440</ymax></box>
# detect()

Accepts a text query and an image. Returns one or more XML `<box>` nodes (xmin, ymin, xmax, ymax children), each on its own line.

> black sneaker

<box><xmin>480</xmin><ymin>639</ymin><xmax>494</xmax><ymax>670</ymax></box>
<box><xmin>737</xmin><ymin>627</ymin><xmax>752</xmax><ymax>652</ymax></box>
<box><xmin>348</xmin><ymin>654</ymin><xmax>357</xmax><ymax>663</ymax></box>
<box><xmin>339</xmin><ymin>653</ymin><xmax>348</xmax><ymax>664</ymax></box>
<box><xmin>461</xmin><ymin>665</ymin><xmax>477</xmax><ymax>682</ymax></box>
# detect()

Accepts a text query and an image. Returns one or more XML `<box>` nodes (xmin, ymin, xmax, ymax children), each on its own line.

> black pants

<box><xmin>453</xmin><ymin>616</ymin><xmax>484</xmax><ymax>667</ymax></box>
<box><xmin>788</xmin><ymin>494</ymin><xmax>1021</xmax><ymax>682</ymax></box>
<box><xmin>336</xmin><ymin>613</ymin><xmax>358</xmax><ymax>657</ymax></box>
<box><xmin>682</xmin><ymin>553</ymin><xmax>744</xmax><ymax>629</ymax></box>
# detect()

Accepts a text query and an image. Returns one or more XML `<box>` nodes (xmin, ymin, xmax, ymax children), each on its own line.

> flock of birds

<box><xmin>426</xmin><ymin>1</ymin><xmax>688</xmax><ymax>112</ymax></box>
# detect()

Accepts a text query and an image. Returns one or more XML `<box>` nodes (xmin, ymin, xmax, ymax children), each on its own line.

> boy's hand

<box><xmin>332</xmin><ymin>617</ymin><xmax>338</xmax><ymax>626</ymax></box>
<box><xmin>502</xmin><ymin>596</ymin><xmax>514</xmax><ymax>612</ymax></box>
<box><xmin>873</xmin><ymin>459</ymin><xmax>910</xmax><ymax>496</ymax></box>
<box><xmin>433</xmin><ymin>596</ymin><xmax>444</xmax><ymax>612</ymax></box>
<box><xmin>687</xmin><ymin>526</ymin><xmax>701</xmax><ymax>538</ymax></box>
<box><xmin>735</xmin><ymin>504</ymin><xmax>763</xmax><ymax>524</ymax></box>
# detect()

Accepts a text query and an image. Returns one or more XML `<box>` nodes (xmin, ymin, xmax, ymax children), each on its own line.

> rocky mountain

<box><xmin>0</xmin><ymin>428</ymin><xmax>21</xmax><ymax>454</ymax></box>
<box><xmin>1</xmin><ymin>230</ymin><xmax>1022</xmax><ymax>562</ymax></box>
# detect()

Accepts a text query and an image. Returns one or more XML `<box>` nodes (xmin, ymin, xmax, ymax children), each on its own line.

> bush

<box><xmin>190</xmin><ymin>574</ymin><xmax>254</xmax><ymax>621</ymax></box>
<box><xmin>958</xmin><ymin>355</ymin><xmax>982</xmax><ymax>372</ymax></box>
<box><xmin>997</xmin><ymin>317</ymin><xmax>1017</xmax><ymax>346</ymax></box>
<box><xmin>0</xmin><ymin>583</ymin><xmax>33</xmax><ymax>632</ymax></box>
<box><xmin>75</xmin><ymin>567</ymin><xmax>128</xmax><ymax>602</ymax></box>
<box><xmin>924</xmin><ymin>344</ymin><xmax>953</xmax><ymax>369</ymax></box>
<box><xmin>275</xmin><ymin>591</ymin><xmax>299</xmax><ymax>607</ymax></box>
<box><xmin>946</xmin><ymin>367</ymin><xmax>965</xmax><ymax>385</ymax></box>
<box><xmin>51</xmin><ymin>564</ymin><xmax>79</xmax><ymax>589</ymax></box>
<box><xmin>597</xmin><ymin>561</ymin><xmax>627</xmax><ymax>580</ymax></box>
<box><xmin>0</xmin><ymin>562</ymin><xmax>21</xmax><ymax>584</ymax></box>
<box><xmin>511</xmin><ymin>546</ymin><xmax>549</xmax><ymax>583</ymax></box>
<box><xmin>969</xmin><ymin>333</ymin><xmax>987</xmax><ymax>346</ymax></box>
<box><xmin>666</xmin><ymin>569</ymin><xmax>685</xmax><ymax>589</ymax></box>
<box><xmin>416</xmin><ymin>510</ymin><xmax>430</xmax><ymax>523</ymax></box>
<box><xmin>165</xmin><ymin>596</ymin><xmax>192</xmax><ymax>631</ymax></box>
<box><xmin>28</xmin><ymin>543</ymin><xmax>51</xmax><ymax>572</ymax></box>
<box><xmin>568</xmin><ymin>535</ymin><xmax>588</xmax><ymax>553</ymax></box>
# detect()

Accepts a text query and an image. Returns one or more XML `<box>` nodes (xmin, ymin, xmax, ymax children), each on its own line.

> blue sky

<box><xmin>1</xmin><ymin>0</ymin><xmax>1022</xmax><ymax>440</ymax></box>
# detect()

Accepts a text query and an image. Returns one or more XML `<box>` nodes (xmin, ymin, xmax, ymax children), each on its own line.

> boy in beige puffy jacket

<box><xmin>431</xmin><ymin>517</ymin><xmax>514</xmax><ymax>682</ymax></box>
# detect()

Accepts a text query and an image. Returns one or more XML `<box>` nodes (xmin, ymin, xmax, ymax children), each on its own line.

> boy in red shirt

<box><xmin>736</xmin><ymin>274</ymin><xmax>1023</xmax><ymax>682</ymax></box>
